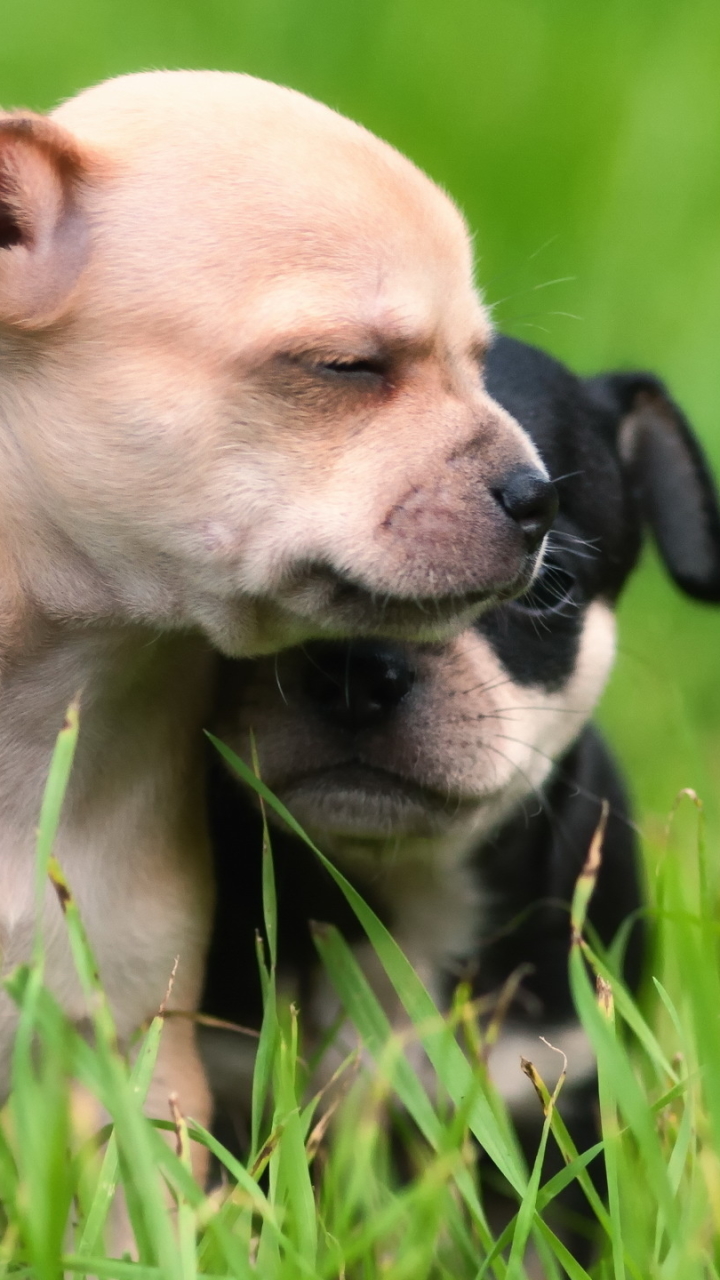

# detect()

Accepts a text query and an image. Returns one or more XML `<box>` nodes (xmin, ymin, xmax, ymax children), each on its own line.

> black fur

<box><xmin>464</xmin><ymin>727</ymin><xmax>644</xmax><ymax>1019</ymax></box>
<box><xmin>479</xmin><ymin>337</ymin><xmax>720</xmax><ymax>690</ymax></box>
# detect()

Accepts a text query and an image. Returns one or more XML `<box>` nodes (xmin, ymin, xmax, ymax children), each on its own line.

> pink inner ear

<box><xmin>0</xmin><ymin>120</ymin><xmax>90</xmax><ymax>328</ymax></box>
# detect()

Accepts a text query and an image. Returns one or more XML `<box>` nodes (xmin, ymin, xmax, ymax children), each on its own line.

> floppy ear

<box><xmin>0</xmin><ymin>112</ymin><xmax>89</xmax><ymax>328</ymax></box>
<box><xmin>589</xmin><ymin>371</ymin><xmax>720</xmax><ymax>602</ymax></box>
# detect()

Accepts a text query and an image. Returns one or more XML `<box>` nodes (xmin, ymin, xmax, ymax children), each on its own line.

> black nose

<box><xmin>494</xmin><ymin>468</ymin><xmax>558</xmax><ymax>550</ymax></box>
<box><xmin>302</xmin><ymin>641</ymin><xmax>415</xmax><ymax>731</ymax></box>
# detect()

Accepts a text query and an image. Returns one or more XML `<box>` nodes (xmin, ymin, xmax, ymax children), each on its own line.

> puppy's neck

<box><xmin>0</xmin><ymin>609</ymin><xmax>213</xmax><ymax>837</ymax></box>
<box><xmin>0</xmin><ymin>392</ymin><xmax>214</xmax><ymax>849</ymax></box>
<box><xmin>0</xmin><ymin>409</ymin><xmax>117</xmax><ymax>629</ymax></box>
<box><xmin>0</xmin><ymin>384</ymin><xmax>185</xmax><ymax>631</ymax></box>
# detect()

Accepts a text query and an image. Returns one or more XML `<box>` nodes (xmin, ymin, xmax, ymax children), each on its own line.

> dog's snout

<box><xmin>303</xmin><ymin>642</ymin><xmax>415</xmax><ymax>731</ymax></box>
<box><xmin>494</xmin><ymin>468</ymin><xmax>558</xmax><ymax>551</ymax></box>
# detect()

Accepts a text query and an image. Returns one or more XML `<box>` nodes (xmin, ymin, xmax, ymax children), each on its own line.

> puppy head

<box><xmin>214</xmin><ymin>336</ymin><xmax>720</xmax><ymax>864</ymax></box>
<box><xmin>0</xmin><ymin>72</ymin><xmax>552</xmax><ymax>653</ymax></box>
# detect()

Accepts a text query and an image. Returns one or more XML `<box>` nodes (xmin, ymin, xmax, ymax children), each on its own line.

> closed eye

<box><xmin>316</xmin><ymin>356</ymin><xmax>390</xmax><ymax>379</ymax></box>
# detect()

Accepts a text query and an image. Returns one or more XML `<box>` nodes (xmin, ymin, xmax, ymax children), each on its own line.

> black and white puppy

<box><xmin>201</xmin><ymin>336</ymin><xmax>720</xmax><ymax>1182</ymax></box>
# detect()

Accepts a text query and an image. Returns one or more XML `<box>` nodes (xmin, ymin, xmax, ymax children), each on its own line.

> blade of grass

<box><xmin>274</xmin><ymin>1008</ymin><xmax>318</xmax><ymax>1269</ymax></box>
<box><xmin>595</xmin><ymin>978</ymin><xmax>625</xmax><ymax>1280</ymax></box>
<box><xmin>506</xmin><ymin>1052</ymin><xmax>567</xmax><ymax>1280</ymax></box>
<box><xmin>26</xmin><ymin>705</ymin><xmax>180</xmax><ymax>1269</ymax></box>
<box><xmin>33</xmin><ymin>699</ymin><xmax>80</xmax><ymax>961</ymax></box>
<box><xmin>5</xmin><ymin>701</ymin><xmax>80</xmax><ymax>1279</ymax></box>
<box><xmin>168</xmin><ymin>1094</ymin><xmax>197</xmax><ymax>1280</ymax></box>
<box><xmin>46</xmin><ymin>856</ymin><xmax>180</xmax><ymax>1267</ymax></box>
<box><xmin>76</xmin><ymin>1012</ymin><xmax>165</xmax><ymax>1261</ymax></box>
<box><xmin>208</xmin><ymin>736</ymin><xmax>528</xmax><ymax>1195</ymax></box>
<box><xmin>311</xmin><ymin>920</ymin><xmax>505</xmax><ymax>1269</ymax></box>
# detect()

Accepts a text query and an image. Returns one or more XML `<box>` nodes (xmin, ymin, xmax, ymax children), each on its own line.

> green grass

<box><xmin>2</xmin><ymin>711</ymin><xmax>720</xmax><ymax>1278</ymax></box>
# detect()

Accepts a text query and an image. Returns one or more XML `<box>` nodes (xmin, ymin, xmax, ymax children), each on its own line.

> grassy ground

<box><xmin>2</xmin><ymin>2</ymin><xmax>720</xmax><ymax>1274</ymax></box>
<box><xmin>2</xmin><ymin>713</ymin><xmax>720</xmax><ymax>1278</ymax></box>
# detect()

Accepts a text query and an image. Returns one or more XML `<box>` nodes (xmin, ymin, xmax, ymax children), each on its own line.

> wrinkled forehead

<box><xmin>225</xmin><ymin>149</ymin><xmax>484</xmax><ymax>353</ymax></box>
<box><xmin>55</xmin><ymin>72</ymin><xmax>480</xmax><ymax>342</ymax></box>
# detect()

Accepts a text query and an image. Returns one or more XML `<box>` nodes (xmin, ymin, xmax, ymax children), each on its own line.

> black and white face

<box><xmin>213</xmin><ymin>336</ymin><xmax>720</xmax><ymax>868</ymax></box>
<box><xmin>215</xmin><ymin>602</ymin><xmax>615</xmax><ymax>871</ymax></box>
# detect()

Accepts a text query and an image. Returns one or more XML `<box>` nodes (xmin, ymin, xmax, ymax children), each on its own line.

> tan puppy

<box><xmin>0</xmin><ymin>71</ymin><xmax>552</xmax><ymax>1220</ymax></box>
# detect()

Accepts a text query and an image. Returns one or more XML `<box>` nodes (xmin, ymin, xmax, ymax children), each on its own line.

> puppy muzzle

<box><xmin>273</xmin><ymin>466</ymin><xmax>557</xmax><ymax>641</ymax></box>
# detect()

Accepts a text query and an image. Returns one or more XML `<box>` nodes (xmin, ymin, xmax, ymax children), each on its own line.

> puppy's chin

<box><xmin>186</xmin><ymin>558</ymin><xmax>538</xmax><ymax>655</ymax></box>
<box><xmin>273</xmin><ymin>564</ymin><xmax>535</xmax><ymax>645</ymax></box>
<box><xmin>274</xmin><ymin>765</ymin><xmax>483</xmax><ymax>844</ymax></box>
<box><xmin>186</xmin><ymin>585</ymin><xmax>488</xmax><ymax>658</ymax></box>
<box><xmin>187</xmin><ymin>594</ymin><xmax>314</xmax><ymax>658</ymax></box>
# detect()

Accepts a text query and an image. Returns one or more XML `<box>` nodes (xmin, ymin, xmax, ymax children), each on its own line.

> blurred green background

<box><xmin>4</xmin><ymin>0</ymin><xmax>720</xmax><ymax>839</ymax></box>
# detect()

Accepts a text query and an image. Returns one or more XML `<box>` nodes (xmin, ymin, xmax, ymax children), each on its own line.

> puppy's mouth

<box><xmin>275</xmin><ymin>563</ymin><xmax>533</xmax><ymax>641</ymax></box>
<box><xmin>272</xmin><ymin>763</ymin><xmax>482</xmax><ymax>840</ymax></box>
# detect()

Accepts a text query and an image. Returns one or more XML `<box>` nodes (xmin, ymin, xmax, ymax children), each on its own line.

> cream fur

<box><xmin>0</xmin><ymin>69</ymin><xmax>545</xmax><ymax>1246</ymax></box>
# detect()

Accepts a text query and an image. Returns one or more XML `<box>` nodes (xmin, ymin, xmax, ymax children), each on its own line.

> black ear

<box><xmin>588</xmin><ymin>372</ymin><xmax>720</xmax><ymax>602</ymax></box>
